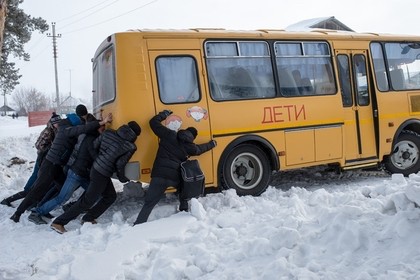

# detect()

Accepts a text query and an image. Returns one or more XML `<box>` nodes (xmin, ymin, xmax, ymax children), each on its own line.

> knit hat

<box><xmin>50</xmin><ymin>112</ymin><xmax>61</xmax><ymax>125</ymax></box>
<box><xmin>186</xmin><ymin>127</ymin><xmax>198</xmax><ymax>139</ymax></box>
<box><xmin>128</xmin><ymin>121</ymin><xmax>141</xmax><ymax>136</ymax></box>
<box><xmin>75</xmin><ymin>104</ymin><xmax>88</xmax><ymax>117</ymax></box>
<box><xmin>66</xmin><ymin>113</ymin><xmax>82</xmax><ymax>126</ymax></box>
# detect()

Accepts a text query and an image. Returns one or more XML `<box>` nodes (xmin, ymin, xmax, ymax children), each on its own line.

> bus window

<box><xmin>92</xmin><ymin>46</ymin><xmax>115</xmax><ymax>108</ymax></box>
<box><xmin>275</xmin><ymin>41</ymin><xmax>336</xmax><ymax>96</ymax></box>
<box><xmin>205</xmin><ymin>41</ymin><xmax>275</xmax><ymax>101</ymax></box>
<box><xmin>353</xmin><ymin>54</ymin><xmax>369</xmax><ymax>106</ymax></box>
<box><xmin>337</xmin><ymin>54</ymin><xmax>353</xmax><ymax>106</ymax></box>
<box><xmin>370</xmin><ymin>42</ymin><xmax>389</xmax><ymax>91</ymax></box>
<box><xmin>383</xmin><ymin>42</ymin><xmax>420</xmax><ymax>91</ymax></box>
<box><xmin>156</xmin><ymin>56</ymin><xmax>200</xmax><ymax>104</ymax></box>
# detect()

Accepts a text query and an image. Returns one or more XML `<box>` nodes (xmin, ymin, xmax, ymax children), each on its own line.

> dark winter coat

<box><xmin>35</xmin><ymin>122</ymin><xmax>57</xmax><ymax>154</ymax></box>
<box><xmin>150</xmin><ymin>112</ymin><xmax>215</xmax><ymax>182</ymax></box>
<box><xmin>92</xmin><ymin>125</ymin><xmax>137</xmax><ymax>181</ymax></box>
<box><xmin>45</xmin><ymin>118</ymin><xmax>101</xmax><ymax>166</ymax></box>
<box><xmin>67</xmin><ymin>130</ymin><xmax>100</xmax><ymax>179</ymax></box>
<box><xmin>34</xmin><ymin>121</ymin><xmax>58</xmax><ymax>163</ymax></box>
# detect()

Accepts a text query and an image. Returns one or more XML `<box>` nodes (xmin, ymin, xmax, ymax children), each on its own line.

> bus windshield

<box><xmin>371</xmin><ymin>42</ymin><xmax>420</xmax><ymax>91</ymax></box>
<box><xmin>93</xmin><ymin>46</ymin><xmax>115</xmax><ymax>108</ymax></box>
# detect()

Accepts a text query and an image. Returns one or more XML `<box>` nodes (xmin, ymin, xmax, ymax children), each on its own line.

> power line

<box><xmin>63</xmin><ymin>0</ymin><xmax>158</xmax><ymax>35</ymax></box>
<box><xmin>59</xmin><ymin>0</ymin><xmax>122</xmax><ymax>31</ymax></box>
<box><xmin>25</xmin><ymin>35</ymin><xmax>46</xmax><ymax>53</ymax></box>
<box><xmin>57</xmin><ymin>0</ymin><xmax>117</xmax><ymax>23</ymax></box>
<box><xmin>28</xmin><ymin>45</ymin><xmax>49</xmax><ymax>62</ymax></box>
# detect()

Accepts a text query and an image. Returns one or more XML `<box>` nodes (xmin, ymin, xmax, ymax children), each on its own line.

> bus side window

<box><xmin>292</xmin><ymin>70</ymin><xmax>313</xmax><ymax>95</ymax></box>
<box><xmin>390</xmin><ymin>69</ymin><xmax>405</xmax><ymax>90</ymax></box>
<box><xmin>337</xmin><ymin>54</ymin><xmax>353</xmax><ymax>107</ymax></box>
<box><xmin>275</xmin><ymin>41</ymin><xmax>336</xmax><ymax>97</ymax></box>
<box><xmin>227</xmin><ymin>66</ymin><xmax>261</xmax><ymax>98</ymax></box>
<box><xmin>370</xmin><ymin>42</ymin><xmax>389</xmax><ymax>92</ymax></box>
<box><xmin>279</xmin><ymin>68</ymin><xmax>299</xmax><ymax>96</ymax></box>
<box><xmin>353</xmin><ymin>54</ymin><xmax>369</xmax><ymax>106</ymax></box>
<box><xmin>375</xmin><ymin>71</ymin><xmax>389</xmax><ymax>91</ymax></box>
<box><xmin>156</xmin><ymin>56</ymin><xmax>200</xmax><ymax>104</ymax></box>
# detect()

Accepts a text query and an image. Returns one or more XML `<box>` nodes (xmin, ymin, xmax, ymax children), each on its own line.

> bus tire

<box><xmin>384</xmin><ymin>130</ymin><xmax>420</xmax><ymax>176</ymax></box>
<box><xmin>221</xmin><ymin>144</ymin><xmax>271</xmax><ymax>196</ymax></box>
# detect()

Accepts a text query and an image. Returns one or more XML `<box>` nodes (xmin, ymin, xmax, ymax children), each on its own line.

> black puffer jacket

<box><xmin>92</xmin><ymin>125</ymin><xmax>138</xmax><ymax>180</ymax></box>
<box><xmin>68</xmin><ymin>130</ymin><xmax>99</xmax><ymax>179</ymax></box>
<box><xmin>150</xmin><ymin>112</ymin><xmax>214</xmax><ymax>182</ymax></box>
<box><xmin>45</xmin><ymin>119</ymin><xmax>101</xmax><ymax>166</ymax></box>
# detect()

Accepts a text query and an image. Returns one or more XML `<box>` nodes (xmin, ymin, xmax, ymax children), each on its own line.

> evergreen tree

<box><xmin>0</xmin><ymin>0</ymin><xmax>48</xmax><ymax>95</ymax></box>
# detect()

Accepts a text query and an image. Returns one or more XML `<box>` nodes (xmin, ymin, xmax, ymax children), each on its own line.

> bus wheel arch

<box><xmin>217</xmin><ymin>135</ymin><xmax>278</xmax><ymax>196</ymax></box>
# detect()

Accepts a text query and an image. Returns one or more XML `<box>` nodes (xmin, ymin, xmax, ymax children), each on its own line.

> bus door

<box><xmin>336</xmin><ymin>50</ymin><xmax>378</xmax><ymax>164</ymax></box>
<box><xmin>148</xmin><ymin>50</ymin><xmax>214</xmax><ymax>184</ymax></box>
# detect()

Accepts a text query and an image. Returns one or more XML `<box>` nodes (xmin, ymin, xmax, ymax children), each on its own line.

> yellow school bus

<box><xmin>92</xmin><ymin>28</ymin><xmax>420</xmax><ymax>196</ymax></box>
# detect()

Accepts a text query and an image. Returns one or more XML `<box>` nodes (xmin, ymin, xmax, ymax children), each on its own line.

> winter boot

<box><xmin>179</xmin><ymin>199</ymin><xmax>189</xmax><ymax>212</ymax></box>
<box><xmin>10</xmin><ymin>212</ymin><xmax>21</xmax><ymax>223</ymax></box>
<box><xmin>62</xmin><ymin>201</ymin><xmax>75</xmax><ymax>212</ymax></box>
<box><xmin>28</xmin><ymin>212</ymin><xmax>47</xmax><ymax>225</ymax></box>
<box><xmin>50</xmin><ymin>223</ymin><xmax>67</xmax><ymax>234</ymax></box>
<box><xmin>42</xmin><ymin>212</ymin><xmax>55</xmax><ymax>219</ymax></box>
<box><xmin>1</xmin><ymin>191</ymin><xmax>26</xmax><ymax>207</ymax></box>
<box><xmin>0</xmin><ymin>199</ymin><xmax>12</xmax><ymax>207</ymax></box>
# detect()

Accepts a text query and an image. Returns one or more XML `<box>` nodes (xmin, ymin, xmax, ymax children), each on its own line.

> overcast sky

<box><xmin>11</xmin><ymin>0</ymin><xmax>420</xmax><ymax>103</ymax></box>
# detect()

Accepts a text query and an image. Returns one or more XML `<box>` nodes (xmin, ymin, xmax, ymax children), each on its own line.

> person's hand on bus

<box><xmin>161</xmin><ymin>110</ymin><xmax>172</xmax><ymax>118</ymax></box>
<box><xmin>210</xmin><ymin>140</ymin><xmax>217</xmax><ymax>148</ymax></box>
<box><xmin>100</xmin><ymin>113</ymin><xmax>113</xmax><ymax>126</ymax></box>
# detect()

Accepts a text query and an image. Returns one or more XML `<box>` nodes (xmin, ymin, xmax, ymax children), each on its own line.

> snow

<box><xmin>1</xmin><ymin>116</ymin><xmax>420</xmax><ymax>279</ymax></box>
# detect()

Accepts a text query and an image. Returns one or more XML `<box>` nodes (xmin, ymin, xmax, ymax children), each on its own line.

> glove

<box><xmin>210</xmin><ymin>140</ymin><xmax>217</xmax><ymax>148</ymax></box>
<box><xmin>161</xmin><ymin>110</ymin><xmax>173</xmax><ymax>118</ymax></box>
<box><xmin>117</xmin><ymin>172</ymin><xmax>130</xmax><ymax>183</ymax></box>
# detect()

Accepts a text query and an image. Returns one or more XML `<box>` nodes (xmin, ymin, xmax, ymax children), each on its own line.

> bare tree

<box><xmin>12</xmin><ymin>87</ymin><xmax>50</xmax><ymax>114</ymax></box>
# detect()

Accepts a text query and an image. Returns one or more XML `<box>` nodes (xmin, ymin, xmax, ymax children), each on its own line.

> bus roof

<box><xmin>93</xmin><ymin>28</ymin><xmax>420</xmax><ymax>59</ymax></box>
<box><xmin>121</xmin><ymin>28</ymin><xmax>420</xmax><ymax>40</ymax></box>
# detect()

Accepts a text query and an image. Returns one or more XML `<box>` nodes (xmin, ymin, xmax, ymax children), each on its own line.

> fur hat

<box><xmin>128</xmin><ymin>121</ymin><xmax>141</xmax><ymax>136</ymax></box>
<box><xmin>75</xmin><ymin>104</ymin><xmax>88</xmax><ymax>117</ymax></box>
<box><xmin>186</xmin><ymin>127</ymin><xmax>198</xmax><ymax>139</ymax></box>
<box><xmin>50</xmin><ymin>112</ymin><xmax>61</xmax><ymax>125</ymax></box>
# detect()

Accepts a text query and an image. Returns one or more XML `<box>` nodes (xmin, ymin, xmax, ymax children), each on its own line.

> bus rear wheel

<box><xmin>221</xmin><ymin>144</ymin><xmax>271</xmax><ymax>196</ymax></box>
<box><xmin>384</xmin><ymin>131</ymin><xmax>420</xmax><ymax>176</ymax></box>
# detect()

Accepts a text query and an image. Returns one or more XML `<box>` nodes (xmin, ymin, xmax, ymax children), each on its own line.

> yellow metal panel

<box><xmin>315</xmin><ymin>126</ymin><xmax>343</xmax><ymax>161</ymax></box>
<box><xmin>285</xmin><ymin>129</ymin><xmax>315</xmax><ymax>165</ymax></box>
<box><xmin>147</xmin><ymin>39</ymin><xmax>201</xmax><ymax>50</ymax></box>
<box><xmin>409</xmin><ymin>94</ymin><xmax>420</xmax><ymax>113</ymax></box>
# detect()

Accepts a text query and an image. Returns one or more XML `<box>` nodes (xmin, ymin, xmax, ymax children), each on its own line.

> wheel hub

<box><xmin>402</xmin><ymin>150</ymin><xmax>411</xmax><ymax>160</ymax></box>
<box><xmin>236</xmin><ymin>163</ymin><xmax>248</xmax><ymax>177</ymax></box>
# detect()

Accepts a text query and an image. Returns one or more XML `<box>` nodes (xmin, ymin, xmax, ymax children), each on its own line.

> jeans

<box><xmin>35</xmin><ymin>169</ymin><xmax>89</xmax><ymax>216</ymax></box>
<box><xmin>53</xmin><ymin>168</ymin><xmax>116</xmax><ymax>226</ymax></box>
<box><xmin>23</xmin><ymin>153</ymin><xmax>42</xmax><ymax>192</ymax></box>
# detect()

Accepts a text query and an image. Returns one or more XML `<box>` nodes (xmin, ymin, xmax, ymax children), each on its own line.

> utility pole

<box><xmin>67</xmin><ymin>69</ymin><xmax>72</xmax><ymax>97</ymax></box>
<box><xmin>47</xmin><ymin>22</ymin><xmax>61</xmax><ymax>112</ymax></box>
<box><xmin>1</xmin><ymin>89</ymin><xmax>9</xmax><ymax>116</ymax></box>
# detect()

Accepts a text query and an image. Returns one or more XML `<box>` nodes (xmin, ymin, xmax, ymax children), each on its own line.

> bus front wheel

<box><xmin>385</xmin><ymin>131</ymin><xmax>420</xmax><ymax>176</ymax></box>
<box><xmin>221</xmin><ymin>144</ymin><xmax>271</xmax><ymax>196</ymax></box>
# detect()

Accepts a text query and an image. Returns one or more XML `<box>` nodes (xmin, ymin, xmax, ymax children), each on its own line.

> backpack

<box><xmin>179</xmin><ymin>159</ymin><xmax>205</xmax><ymax>200</ymax></box>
